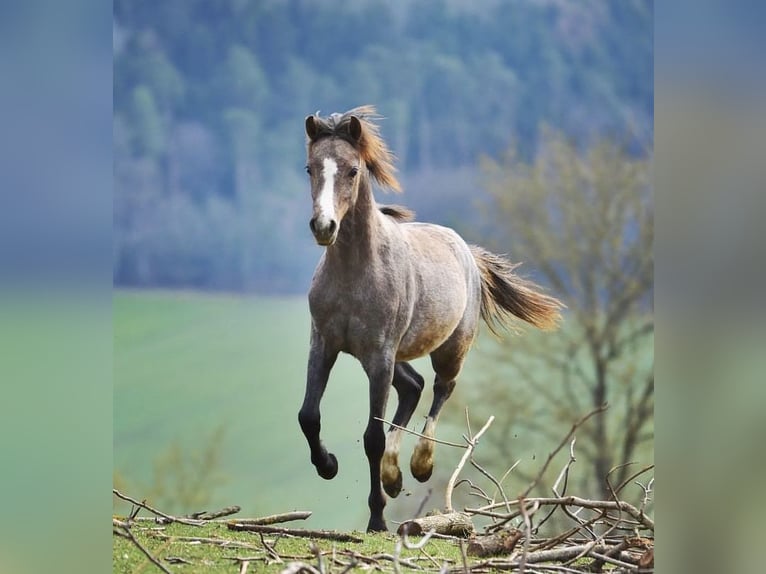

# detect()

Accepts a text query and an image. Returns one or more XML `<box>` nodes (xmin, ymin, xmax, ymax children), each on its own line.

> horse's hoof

<box><xmin>410</xmin><ymin>460</ymin><xmax>433</xmax><ymax>483</ymax></box>
<box><xmin>316</xmin><ymin>453</ymin><xmax>338</xmax><ymax>480</ymax></box>
<box><xmin>382</xmin><ymin>468</ymin><xmax>403</xmax><ymax>498</ymax></box>
<box><xmin>366</xmin><ymin>517</ymin><xmax>388</xmax><ymax>532</ymax></box>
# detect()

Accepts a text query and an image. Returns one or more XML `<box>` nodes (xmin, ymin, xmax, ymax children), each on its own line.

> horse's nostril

<box><xmin>328</xmin><ymin>220</ymin><xmax>337</xmax><ymax>234</ymax></box>
<box><xmin>309</xmin><ymin>218</ymin><xmax>318</xmax><ymax>233</ymax></box>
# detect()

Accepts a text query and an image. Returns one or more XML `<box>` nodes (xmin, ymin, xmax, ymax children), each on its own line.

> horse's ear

<box><xmin>305</xmin><ymin>115</ymin><xmax>319</xmax><ymax>141</ymax></box>
<box><xmin>348</xmin><ymin>116</ymin><xmax>362</xmax><ymax>143</ymax></box>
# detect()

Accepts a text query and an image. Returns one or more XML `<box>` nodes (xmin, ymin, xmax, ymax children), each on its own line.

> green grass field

<box><xmin>114</xmin><ymin>290</ymin><xmax>653</xmax><ymax>536</ymax></box>
<box><xmin>114</xmin><ymin>290</ymin><xmax>464</xmax><ymax>532</ymax></box>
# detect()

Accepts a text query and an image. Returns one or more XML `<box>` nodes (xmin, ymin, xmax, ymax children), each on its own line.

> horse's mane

<box><xmin>307</xmin><ymin>105</ymin><xmax>401</xmax><ymax>192</ymax></box>
<box><xmin>379</xmin><ymin>204</ymin><xmax>414</xmax><ymax>222</ymax></box>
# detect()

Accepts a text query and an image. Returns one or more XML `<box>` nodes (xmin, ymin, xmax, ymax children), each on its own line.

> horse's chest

<box><xmin>309</xmin><ymin>287</ymin><xmax>401</xmax><ymax>355</ymax></box>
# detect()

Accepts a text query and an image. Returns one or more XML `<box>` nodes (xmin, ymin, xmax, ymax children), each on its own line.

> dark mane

<box><xmin>306</xmin><ymin>105</ymin><xmax>401</xmax><ymax>192</ymax></box>
<box><xmin>379</xmin><ymin>204</ymin><xmax>415</xmax><ymax>222</ymax></box>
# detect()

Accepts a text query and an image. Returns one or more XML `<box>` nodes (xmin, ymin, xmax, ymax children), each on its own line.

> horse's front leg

<box><xmin>362</xmin><ymin>354</ymin><xmax>396</xmax><ymax>532</ymax></box>
<box><xmin>298</xmin><ymin>334</ymin><xmax>339</xmax><ymax>480</ymax></box>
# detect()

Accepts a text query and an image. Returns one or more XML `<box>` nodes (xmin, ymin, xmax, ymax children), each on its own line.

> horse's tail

<box><xmin>470</xmin><ymin>245</ymin><xmax>564</xmax><ymax>336</ymax></box>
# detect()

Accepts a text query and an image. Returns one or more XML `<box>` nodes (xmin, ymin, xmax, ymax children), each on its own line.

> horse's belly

<box><xmin>396</xmin><ymin>306</ymin><xmax>463</xmax><ymax>361</ymax></box>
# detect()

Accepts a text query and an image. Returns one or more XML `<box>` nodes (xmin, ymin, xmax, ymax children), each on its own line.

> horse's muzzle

<box><xmin>310</xmin><ymin>216</ymin><xmax>338</xmax><ymax>246</ymax></box>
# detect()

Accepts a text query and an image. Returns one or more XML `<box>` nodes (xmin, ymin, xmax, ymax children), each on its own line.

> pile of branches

<box><xmin>388</xmin><ymin>404</ymin><xmax>654</xmax><ymax>572</ymax></box>
<box><xmin>113</xmin><ymin>405</ymin><xmax>653</xmax><ymax>573</ymax></box>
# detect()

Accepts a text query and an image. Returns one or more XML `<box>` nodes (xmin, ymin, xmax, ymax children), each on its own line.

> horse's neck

<box><xmin>327</xmin><ymin>178</ymin><xmax>383</xmax><ymax>268</ymax></box>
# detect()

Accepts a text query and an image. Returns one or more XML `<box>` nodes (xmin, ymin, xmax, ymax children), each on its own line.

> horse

<box><xmin>297</xmin><ymin>105</ymin><xmax>564</xmax><ymax>532</ymax></box>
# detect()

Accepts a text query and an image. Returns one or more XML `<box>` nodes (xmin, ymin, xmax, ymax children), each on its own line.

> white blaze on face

<box><xmin>316</xmin><ymin>157</ymin><xmax>338</xmax><ymax>225</ymax></box>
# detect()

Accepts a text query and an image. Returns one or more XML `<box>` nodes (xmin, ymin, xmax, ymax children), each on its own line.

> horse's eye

<box><xmin>349</xmin><ymin>167</ymin><xmax>359</xmax><ymax>178</ymax></box>
<box><xmin>305</xmin><ymin>166</ymin><xmax>312</xmax><ymax>176</ymax></box>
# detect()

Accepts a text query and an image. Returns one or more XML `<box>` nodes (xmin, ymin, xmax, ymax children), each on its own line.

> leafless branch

<box><xmin>519</xmin><ymin>404</ymin><xmax>608</xmax><ymax>499</ymax></box>
<box><xmin>445</xmin><ymin>415</ymin><xmax>495</xmax><ymax>512</ymax></box>
<box><xmin>227</xmin><ymin>522</ymin><xmax>363</xmax><ymax>543</ymax></box>
<box><xmin>113</xmin><ymin>488</ymin><xmax>205</xmax><ymax>526</ymax></box>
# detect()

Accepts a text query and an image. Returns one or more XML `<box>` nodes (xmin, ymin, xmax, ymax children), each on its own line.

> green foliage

<box><xmin>145</xmin><ymin>426</ymin><xmax>228</xmax><ymax>514</ymax></box>
<box><xmin>113</xmin><ymin>0</ymin><xmax>652</xmax><ymax>292</ymax></box>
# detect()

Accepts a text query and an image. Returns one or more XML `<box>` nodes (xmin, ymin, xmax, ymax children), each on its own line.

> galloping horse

<box><xmin>298</xmin><ymin>106</ymin><xmax>563</xmax><ymax>532</ymax></box>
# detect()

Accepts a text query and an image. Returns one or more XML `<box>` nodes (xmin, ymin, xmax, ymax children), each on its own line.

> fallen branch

<box><xmin>188</xmin><ymin>505</ymin><xmax>241</xmax><ymax>520</ymax></box>
<box><xmin>113</xmin><ymin>488</ymin><xmax>205</xmax><ymax>526</ymax></box>
<box><xmin>227</xmin><ymin>523</ymin><xmax>363</xmax><ymax>543</ymax></box>
<box><xmin>227</xmin><ymin>511</ymin><xmax>312</xmax><ymax>526</ymax></box>
<box><xmin>397</xmin><ymin>512</ymin><xmax>474</xmax><ymax>537</ymax></box>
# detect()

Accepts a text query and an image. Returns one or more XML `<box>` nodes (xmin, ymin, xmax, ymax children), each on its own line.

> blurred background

<box><xmin>113</xmin><ymin>0</ymin><xmax>653</xmax><ymax>532</ymax></box>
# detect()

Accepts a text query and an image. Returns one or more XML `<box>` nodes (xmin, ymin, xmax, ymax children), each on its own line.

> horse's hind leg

<box><xmin>381</xmin><ymin>362</ymin><xmax>425</xmax><ymax>498</ymax></box>
<box><xmin>411</xmin><ymin>341</ymin><xmax>470</xmax><ymax>482</ymax></box>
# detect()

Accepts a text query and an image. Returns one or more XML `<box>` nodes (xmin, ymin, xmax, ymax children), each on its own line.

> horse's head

<box><xmin>304</xmin><ymin>106</ymin><xmax>401</xmax><ymax>246</ymax></box>
<box><xmin>304</xmin><ymin>114</ymin><xmax>365</xmax><ymax>246</ymax></box>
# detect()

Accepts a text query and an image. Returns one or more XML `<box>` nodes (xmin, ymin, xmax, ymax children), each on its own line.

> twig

<box><xmin>445</xmin><ymin>415</ymin><xmax>495</xmax><ymax>512</ymax></box>
<box><xmin>519</xmin><ymin>404</ymin><xmax>607</xmax><ymax>499</ymax></box>
<box><xmin>637</xmin><ymin>477</ymin><xmax>655</xmax><ymax>512</ymax></box>
<box><xmin>188</xmin><ymin>505</ymin><xmax>241</xmax><ymax>520</ymax></box>
<box><xmin>454</xmin><ymin>478</ymin><xmax>493</xmax><ymax>504</ymax></box>
<box><xmin>113</xmin><ymin>518</ymin><xmax>173</xmax><ymax>574</ymax></box>
<box><xmin>517</xmin><ymin>499</ymin><xmax>539</xmax><ymax>574</ymax></box>
<box><xmin>227</xmin><ymin>523</ymin><xmax>363</xmax><ymax>543</ymax></box>
<box><xmin>310</xmin><ymin>543</ymin><xmax>325</xmax><ymax>574</ymax></box>
<box><xmin>401</xmin><ymin>528</ymin><xmax>437</xmax><ymax>550</ymax></box>
<box><xmin>467</xmin><ymin>495</ymin><xmax>653</xmax><ymax>532</ymax></box>
<box><xmin>470</xmin><ymin>459</ymin><xmax>511</xmax><ymax>514</ymax></box>
<box><xmin>535</xmin><ymin>438</ymin><xmax>584</xmax><ymax>536</ymax></box>
<box><xmin>458</xmin><ymin>540</ymin><xmax>469</xmax><ymax>574</ymax></box>
<box><xmin>414</xmin><ymin>488</ymin><xmax>432</xmax><ymax>518</ymax></box>
<box><xmin>113</xmin><ymin>489</ymin><xmax>205</xmax><ymax>526</ymax></box>
<box><xmin>614</xmin><ymin>464</ymin><xmax>655</xmax><ymax>496</ymax></box>
<box><xmin>149</xmin><ymin>533</ymin><xmax>261</xmax><ymax>551</ymax></box>
<box><xmin>280</xmin><ymin>562</ymin><xmax>322</xmax><ymax>574</ymax></box>
<box><xmin>260</xmin><ymin>532</ymin><xmax>283</xmax><ymax>563</ymax></box>
<box><xmin>374</xmin><ymin>417</ymin><xmax>466</xmax><ymax>448</ymax></box>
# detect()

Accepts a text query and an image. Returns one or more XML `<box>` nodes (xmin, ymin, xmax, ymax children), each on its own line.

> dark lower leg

<box><xmin>411</xmin><ymin>375</ymin><xmax>457</xmax><ymax>482</ymax></box>
<box><xmin>364</xmin><ymin>418</ymin><xmax>387</xmax><ymax>531</ymax></box>
<box><xmin>298</xmin><ymin>405</ymin><xmax>338</xmax><ymax>479</ymax></box>
<box><xmin>298</xmin><ymin>343</ymin><xmax>338</xmax><ymax>479</ymax></box>
<box><xmin>381</xmin><ymin>362</ymin><xmax>424</xmax><ymax>497</ymax></box>
<box><xmin>363</xmin><ymin>357</ymin><xmax>394</xmax><ymax>532</ymax></box>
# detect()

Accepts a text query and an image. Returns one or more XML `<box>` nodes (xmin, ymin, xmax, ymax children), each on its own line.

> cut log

<box><xmin>466</xmin><ymin>529</ymin><xmax>522</xmax><ymax>557</ymax></box>
<box><xmin>396</xmin><ymin>512</ymin><xmax>474</xmax><ymax>537</ymax></box>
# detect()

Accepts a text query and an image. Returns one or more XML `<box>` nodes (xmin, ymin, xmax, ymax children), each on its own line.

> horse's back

<box><xmin>401</xmin><ymin>222</ymin><xmax>478</xmax><ymax>283</ymax></box>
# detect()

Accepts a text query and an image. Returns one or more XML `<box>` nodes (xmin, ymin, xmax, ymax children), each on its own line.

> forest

<box><xmin>113</xmin><ymin>0</ymin><xmax>652</xmax><ymax>293</ymax></box>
